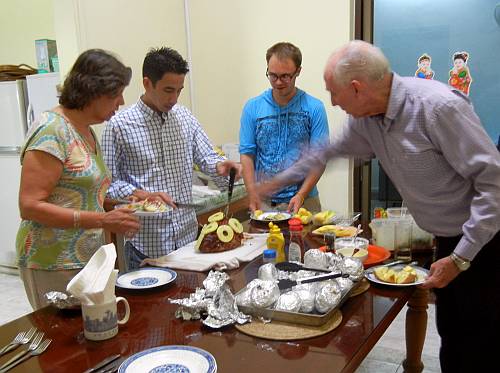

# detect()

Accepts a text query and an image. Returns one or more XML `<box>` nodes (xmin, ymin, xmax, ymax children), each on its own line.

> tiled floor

<box><xmin>0</xmin><ymin>271</ymin><xmax>441</xmax><ymax>372</ymax></box>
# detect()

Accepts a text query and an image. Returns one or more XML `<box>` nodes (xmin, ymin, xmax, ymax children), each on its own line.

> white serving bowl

<box><xmin>336</xmin><ymin>247</ymin><xmax>369</xmax><ymax>263</ymax></box>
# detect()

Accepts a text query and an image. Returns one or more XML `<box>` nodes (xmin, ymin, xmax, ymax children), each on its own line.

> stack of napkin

<box><xmin>67</xmin><ymin>243</ymin><xmax>118</xmax><ymax>305</ymax></box>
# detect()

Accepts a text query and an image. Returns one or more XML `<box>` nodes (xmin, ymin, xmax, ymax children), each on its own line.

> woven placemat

<box><xmin>350</xmin><ymin>278</ymin><xmax>370</xmax><ymax>297</ymax></box>
<box><xmin>235</xmin><ymin>309</ymin><xmax>342</xmax><ymax>340</ymax></box>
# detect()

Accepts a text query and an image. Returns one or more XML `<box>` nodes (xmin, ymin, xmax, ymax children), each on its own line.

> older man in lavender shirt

<box><xmin>259</xmin><ymin>40</ymin><xmax>500</xmax><ymax>373</ymax></box>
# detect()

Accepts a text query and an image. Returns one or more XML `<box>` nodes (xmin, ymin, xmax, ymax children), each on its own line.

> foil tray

<box><xmin>236</xmin><ymin>281</ymin><xmax>360</xmax><ymax>327</ymax></box>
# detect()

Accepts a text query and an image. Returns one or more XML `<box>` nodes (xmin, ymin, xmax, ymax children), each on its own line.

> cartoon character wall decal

<box><xmin>448</xmin><ymin>51</ymin><xmax>472</xmax><ymax>95</ymax></box>
<box><xmin>415</xmin><ymin>53</ymin><xmax>435</xmax><ymax>80</ymax></box>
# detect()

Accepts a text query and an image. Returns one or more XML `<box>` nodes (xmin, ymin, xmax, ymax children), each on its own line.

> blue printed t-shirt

<box><xmin>239</xmin><ymin>88</ymin><xmax>329</xmax><ymax>202</ymax></box>
<box><xmin>16</xmin><ymin>111</ymin><xmax>111</xmax><ymax>270</ymax></box>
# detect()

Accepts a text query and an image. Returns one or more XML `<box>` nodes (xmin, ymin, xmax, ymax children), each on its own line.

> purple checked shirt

<box><xmin>284</xmin><ymin>74</ymin><xmax>500</xmax><ymax>260</ymax></box>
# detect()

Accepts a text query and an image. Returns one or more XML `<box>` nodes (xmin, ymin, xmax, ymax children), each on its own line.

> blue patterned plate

<box><xmin>118</xmin><ymin>345</ymin><xmax>217</xmax><ymax>373</ymax></box>
<box><xmin>116</xmin><ymin>268</ymin><xmax>177</xmax><ymax>290</ymax></box>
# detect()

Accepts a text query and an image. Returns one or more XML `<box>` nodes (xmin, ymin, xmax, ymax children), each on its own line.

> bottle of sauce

<box><xmin>288</xmin><ymin>218</ymin><xmax>304</xmax><ymax>263</ymax></box>
<box><xmin>267</xmin><ymin>222</ymin><xmax>286</xmax><ymax>263</ymax></box>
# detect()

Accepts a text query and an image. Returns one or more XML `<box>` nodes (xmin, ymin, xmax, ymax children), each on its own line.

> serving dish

<box><xmin>363</xmin><ymin>244</ymin><xmax>391</xmax><ymax>268</ymax></box>
<box><xmin>118</xmin><ymin>345</ymin><xmax>216</xmax><ymax>373</ymax></box>
<box><xmin>250</xmin><ymin>211</ymin><xmax>292</xmax><ymax>223</ymax></box>
<box><xmin>115</xmin><ymin>268</ymin><xmax>177</xmax><ymax>290</ymax></box>
<box><xmin>235</xmin><ymin>280</ymin><xmax>360</xmax><ymax>326</ymax></box>
<box><xmin>365</xmin><ymin>264</ymin><xmax>429</xmax><ymax>287</ymax></box>
<box><xmin>115</xmin><ymin>201</ymin><xmax>171</xmax><ymax>217</ymax></box>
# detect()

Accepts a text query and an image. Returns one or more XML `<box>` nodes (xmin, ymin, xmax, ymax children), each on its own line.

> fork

<box><xmin>0</xmin><ymin>327</ymin><xmax>36</xmax><ymax>356</ymax></box>
<box><xmin>0</xmin><ymin>338</ymin><xmax>51</xmax><ymax>373</ymax></box>
<box><xmin>0</xmin><ymin>332</ymin><xmax>44</xmax><ymax>371</ymax></box>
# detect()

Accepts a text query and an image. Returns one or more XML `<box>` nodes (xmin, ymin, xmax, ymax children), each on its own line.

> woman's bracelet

<box><xmin>73</xmin><ymin>210</ymin><xmax>81</xmax><ymax>229</ymax></box>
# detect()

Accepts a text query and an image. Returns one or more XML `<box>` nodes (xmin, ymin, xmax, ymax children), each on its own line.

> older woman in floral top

<box><xmin>16</xmin><ymin>49</ymin><xmax>140</xmax><ymax>309</ymax></box>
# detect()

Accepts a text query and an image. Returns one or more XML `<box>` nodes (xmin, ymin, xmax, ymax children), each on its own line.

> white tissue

<box><xmin>66</xmin><ymin>243</ymin><xmax>117</xmax><ymax>305</ymax></box>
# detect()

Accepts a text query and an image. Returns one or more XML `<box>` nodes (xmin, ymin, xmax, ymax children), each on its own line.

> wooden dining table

<box><xmin>0</xmin><ymin>220</ymin><xmax>432</xmax><ymax>373</ymax></box>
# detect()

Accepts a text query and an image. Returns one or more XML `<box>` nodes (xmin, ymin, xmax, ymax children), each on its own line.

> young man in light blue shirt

<box><xmin>239</xmin><ymin>42</ymin><xmax>329</xmax><ymax>214</ymax></box>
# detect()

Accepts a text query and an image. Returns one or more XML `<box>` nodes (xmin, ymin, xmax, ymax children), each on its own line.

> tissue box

<box><xmin>35</xmin><ymin>39</ymin><xmax>58</xmax><ymax>73</ymax></box>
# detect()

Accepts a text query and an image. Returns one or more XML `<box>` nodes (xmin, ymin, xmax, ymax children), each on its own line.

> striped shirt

<box><xmin>286</xmin><ymin>74</ymin><xmax>500</xmax><ymax>261</ymax></box>
<box><xmin>102</xmin><ymin>98</ymin><xmax>225</xmax><ymax>257</ymax></box>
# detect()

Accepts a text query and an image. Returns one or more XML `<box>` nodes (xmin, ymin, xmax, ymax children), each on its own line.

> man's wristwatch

<box><xmin>450</xmin><ymin>252</ymin><xmax>471</xmax><ymax>272</ymax></box>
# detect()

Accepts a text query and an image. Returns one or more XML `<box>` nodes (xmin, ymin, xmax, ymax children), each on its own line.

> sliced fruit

<box><xmin>203</xmin><ymin>221</ymin><xmax>219</xmax><ymax>233</ymax></box>
<box><xmin>254</xmin><ymin>209</ymin><xmax>264</xmax><ymax>218</ymax></box>
<box><xmin>228</xmin><ymin>218</ymin><xmax>243</xmax><ymax>234</ymax></box>
<box><xmin>216</xmin><ymin>225</ymin><xmax>234</xmax><ymax>243</ymax></box>
<box><xmin>208</xmin><ymin>211</ymin><xmax>224</xmax><ymax>222</ymax></box>
<box><xmin>194</xmin><ymin>228</ymin><xmax>206</xmax><ymax>251</ymax></box>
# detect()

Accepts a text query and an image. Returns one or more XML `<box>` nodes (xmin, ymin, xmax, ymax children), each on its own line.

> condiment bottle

<box><xmin>288</xmin><ymin>217</ymin><xmax>305</xmax><ymax>263</ymax></box>
<box><xmin>267</xmin><ymin>222</ymin><xmax>286</xmax><ymax>263</ymax></box>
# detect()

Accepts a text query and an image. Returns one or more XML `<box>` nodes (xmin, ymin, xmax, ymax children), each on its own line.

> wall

<box><xmin>0</xmin><ymin>0</ymin><xmax>56</xmax><ymax>67</ymax></box>
<box><xmin>188</xmin><ymin>0</ymin><xmax>353</xmax><ymax>213</ymax></box>
<box><xmin>374</xmin><ymin>0</ymin><xmax>500</xmax><ymax>143</ymax></box>
<box><xmin>18</xmin><ymin>0</ymin><xmax>354</xmax><ymax>214</ymax></box>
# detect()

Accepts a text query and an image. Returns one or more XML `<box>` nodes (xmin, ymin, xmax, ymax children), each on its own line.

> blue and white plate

<box><xmin>116</xmin><ymin>268</ymin><xmax>177</xmax><ymax>290</ymax></box>
<box><xmin>118</xmin><ymin>345</ymin><xmax>217</xmax><ymax>373</ymax></box>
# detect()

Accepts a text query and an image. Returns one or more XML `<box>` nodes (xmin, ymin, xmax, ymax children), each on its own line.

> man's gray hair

<box><xmin>330</xmin><ymin>40</ymin><xmax>390</xmax><ymax>87</ymax></box>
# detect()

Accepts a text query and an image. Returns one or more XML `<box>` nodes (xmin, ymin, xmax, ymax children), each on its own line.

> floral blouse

<box><xmin>16</xmin><ymin>112</ymin><xmax>111</xmax><ymax>270</ymax></box>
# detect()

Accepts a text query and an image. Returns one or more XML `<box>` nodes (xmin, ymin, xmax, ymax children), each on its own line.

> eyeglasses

<box><xmin>266</xmin><ymin>68</ymin><xmax>299</xmax><ymax>83</ymax></box>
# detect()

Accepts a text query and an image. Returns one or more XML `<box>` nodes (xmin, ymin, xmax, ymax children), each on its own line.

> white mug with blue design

<box><xmin>82</xmin><ymin>296</ymin><xmax>130</xmax><ymax>341</ymax></box>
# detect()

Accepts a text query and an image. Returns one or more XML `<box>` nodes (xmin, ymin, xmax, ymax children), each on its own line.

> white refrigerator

<box><xmin>0</xmin><ymin>72</ymin><xmax>60</xmax><ymax>269</ymax></box>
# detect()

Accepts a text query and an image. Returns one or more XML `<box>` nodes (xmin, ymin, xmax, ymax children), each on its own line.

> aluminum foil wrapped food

<box><xmin>170</xmin><ymin>270</ymin><xmax>250</xmax><ymax>327</ymax></box>
<box><xmin>304</xmin><ymin>249</ymin><xmax>328</xmax><ymax>270</ymax></box>
<box><xmin>336</xmin><ymin>277</ymin><xmax>354</xmax><ymax>296</ymax></box>
<box><xmin>315</xmin><ymin>280</ymin><xmax>342</xmax><ymax>313</ymax></box>
<box><xmin>289</xmin><ymin>270</ymin><xmax>317</xmax><ymax>281</ymax></box>
<box><xmin>293</xmin><ymin>288</ymin><xmax>316</xmax><ymax>313</ymax></box>
<box><xmin>275</xmin><ymin>291</ymin><xmax>302</xmax><ymax>312</ymax></box>
<box><xmin>235</xmin><ymin>279</ymin><xmax>263</xmax><ymax>308</ymax></box>
<box><xmin>250</xmin><ymin>280</ymin><xmax>280</xmax><ymax>308</ymax></box>
<box><xmin>341</xmin><ymin>257</ymin><xmax>364</xmax><ymax>281</ymax></box>
<box><xmin>258</xmin><ymin>263</ymin><xmax>278</xmax><ymax>281</ymax></box>
<box><xmin>327</xmin><ymin>252</ymin><xmax>344</xmax><ymax>272</ymax></box>
<box><xmin>45</xmin><ymin>291</ymin><xmax>80</xmax><ymax>309</ymax></box>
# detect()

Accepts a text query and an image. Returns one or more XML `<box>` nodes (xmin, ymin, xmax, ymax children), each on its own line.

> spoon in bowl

<box><xmin>351</xmin><ymin>224</ymin><xmax>362</xmax><ymax>256</ymax></box>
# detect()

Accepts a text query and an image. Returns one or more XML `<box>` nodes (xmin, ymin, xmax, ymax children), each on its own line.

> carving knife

<box><xmin>224</xmin><ymin>167</ymin><xmax>236</xmax><ymax>217</ymax></box>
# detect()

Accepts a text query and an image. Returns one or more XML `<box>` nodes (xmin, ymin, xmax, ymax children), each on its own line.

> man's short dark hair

<box><xmin>142</xmin><ymin>47</ymin><xmax>189</xmax><ymax>86</ymax></box>
<box><xmin>266</xmin><ymin>42</ymin><xmax>302</xmax><ymax>68</ymax></box>
<box><xmin>59</xmin><ymin>49</ymin><xmax>131</xmax><ymax>110</ymax></box>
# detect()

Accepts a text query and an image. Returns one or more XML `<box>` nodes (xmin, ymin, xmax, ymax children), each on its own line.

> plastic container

<box><xmin>386</xmin><ymin>207</ymin><xmax>409</xmax><ymax>218</ymax></box>
<box><xmin>335</xmin><ymin>237</ymin><xmax>369</xmax><ymax>251</ymax></box>
<box><xmin>369</xmin><ymin>216</ymin><xmax>433</xmax><ymax>251</ymax></box>
<box><xmin>263</xmin><ymin>249</ymin><xmax>277</xmax><ymax>264</ymax></box>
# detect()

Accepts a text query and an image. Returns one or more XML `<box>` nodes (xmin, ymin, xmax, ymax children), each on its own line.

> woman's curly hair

<box><xmin>59</xmin><ymin>49</ymin><xmax>132</xmax><ymax>109</ymax></box>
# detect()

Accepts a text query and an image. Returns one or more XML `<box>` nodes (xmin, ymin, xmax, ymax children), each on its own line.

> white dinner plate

<box><xmin>118</xmin><ymin>345</ymin><xmax>217</xmax><ymax>373</ymax></box>
<box><xmin>116</xmin><ymin>268</ymin><xmax>177</xmax><ymax>290</ymax></box>
<box><xmin>250</xmin><ymin>211</ymin><xmax>292</xmax><ymax>222</ymax></box>
<box><xmin>115</xmin><ymin>203</ymin><xmax>171</xmax><ymax>217</ymax></box>
<box><xmin>365</xmin><ymin>264</ymin><xmax>429</xmax><ymax>287</ymax></box>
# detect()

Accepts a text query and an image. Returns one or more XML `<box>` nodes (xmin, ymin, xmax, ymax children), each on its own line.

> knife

<box><xmin>174</xmin><ymin>202</ymin><xmax>202</xmax><ymax>209</ymax></box>
<box><xmin>83</xmin><ymin>354</ymin><xmax>121</xmax><ymax>373</ymax></box>
<box><xmin>224</xmin><ymin>167</ymin><xmax>237</xmax><ymax>217</ymax></box>
<box><xmin>365</xmin><ymin>260</ymin><xmax>417</xmax><ymax>273</ymax></box>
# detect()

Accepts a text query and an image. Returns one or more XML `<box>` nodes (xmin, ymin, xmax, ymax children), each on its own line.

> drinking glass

<box><xmin>394</xmin><ymin>219</ymin><xmax>412</xmax><ymax>261</ymax></box>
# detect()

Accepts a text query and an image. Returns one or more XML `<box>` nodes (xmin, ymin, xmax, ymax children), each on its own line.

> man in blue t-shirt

<box><xmin>239</xmin><ymin>42</ymin><xmax>330</xmax><ymax>214</ymax></box>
